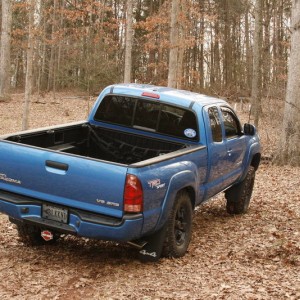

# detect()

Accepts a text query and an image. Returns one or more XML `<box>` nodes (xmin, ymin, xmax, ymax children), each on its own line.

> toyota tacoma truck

<box><xmin>0</xmin><ymin>84</ymin><xmax>261</xmax><ymax>261</ymax></box>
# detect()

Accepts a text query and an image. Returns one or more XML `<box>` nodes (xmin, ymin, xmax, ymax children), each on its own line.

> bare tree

<box><xmin>251</xmin><ymin>0</ymin><xmax>263</xmax><ymax>127</ymax></box>
<box><xmin>47</xmin><ymin>0</ymin><xmax>58</xmax><ymax>94</ymax></box>
<box><xmin>167</xmin><ymin>0</ymin><xmax>179</xmax><ymax>88</ymax></box>
<box><xmin>124</xmin><ymin>0</ymin><xmax>133</xmax><ymax>83</ymax></box>
<box><xmin>22</xmin><ymin>0</ymin><xmax>35</xmax><ymax>130</ymax></box>
<box><xmin>277</xmin><ymin>0</ymin><xmax>300</xmax><ymax>166</ymax></box>
<box><xmin>0</xmin><ymin>0</ymin><xmax>12</xmax><ymax>100</ymax></box>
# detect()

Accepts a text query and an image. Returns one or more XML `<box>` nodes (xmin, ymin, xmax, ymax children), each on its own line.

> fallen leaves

<box><xmin>0</xmin><ymin>93</ymin><xmax>299</xmax><ymax>299</ymax></box>
<box><xmin>1</xmin><ymin>164</ymin><xmax>298</xmax><ymax>299</ymax></box>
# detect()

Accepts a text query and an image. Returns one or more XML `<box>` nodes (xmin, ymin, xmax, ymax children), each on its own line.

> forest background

<box><xmin>0</xmin><ymin>1</ymin><xmax>300</xmax><ymax>299</ymax></box>
<box><xmin>0</xmin><ymin>0</ymin><xmax>291</xmax><ymax>98</ymax></box>
<box><xmin>1</xmin><ymin>0</ymin><xmax>299</xmax><ymax>165</ymax></box>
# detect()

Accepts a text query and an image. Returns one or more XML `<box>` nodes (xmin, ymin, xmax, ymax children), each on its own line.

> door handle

<box><xmin>45</xmin><ymin>160</ymin><xmax>69</xmax><ymax>171</ymax></box>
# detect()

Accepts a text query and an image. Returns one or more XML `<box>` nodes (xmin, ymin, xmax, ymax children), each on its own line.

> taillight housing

<box><xmin>124</xmin><ymin>174</ymin><xmax>143</xmax><ymax>213</ymax></box>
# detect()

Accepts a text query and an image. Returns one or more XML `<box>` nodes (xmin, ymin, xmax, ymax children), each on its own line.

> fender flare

<box><xmin>154</xmin><ymin>169</ymin><xmax>197</xmax><ymax>231</ymax></box>
<box><xmin>240</xmin><ymin>141</ymin><xmax>261</xmax><ymax>181</ymax></box>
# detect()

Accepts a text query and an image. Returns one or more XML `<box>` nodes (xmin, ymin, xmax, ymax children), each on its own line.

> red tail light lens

<box><xmin>124</xmin><ymin>174</ymin><xmax>143</xmax><ymax>213</ymax></box>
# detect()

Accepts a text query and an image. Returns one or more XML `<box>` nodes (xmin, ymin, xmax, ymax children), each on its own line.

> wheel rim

<box><xmin>174</xmin><ymin>205</ymin><xmax>188</xmax><ymax>246</ymax></box>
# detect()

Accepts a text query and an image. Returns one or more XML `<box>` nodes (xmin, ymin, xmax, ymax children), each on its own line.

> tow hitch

<box><xmin>41</xmin><ymin>230</ymin><xmax>54</xmax><ymax>241</ymax></box>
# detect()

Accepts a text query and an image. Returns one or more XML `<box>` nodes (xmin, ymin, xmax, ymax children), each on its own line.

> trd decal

<box><xmin>147</xmin><ymin>179</ymin><xmax>166</xmax><ymax>189</ymax></box>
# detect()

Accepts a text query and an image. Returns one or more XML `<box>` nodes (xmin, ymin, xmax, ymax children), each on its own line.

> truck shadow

<box><xmin>8</xmin><ymin>197</ymin><xmax>244</xmax><ymax>268</ymax></box>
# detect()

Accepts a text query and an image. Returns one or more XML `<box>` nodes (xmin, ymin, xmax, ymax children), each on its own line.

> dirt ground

<box><xmin>0</xmin><ymin>93</ymin><xmax>299</xmax><ymax>299</ymax></box>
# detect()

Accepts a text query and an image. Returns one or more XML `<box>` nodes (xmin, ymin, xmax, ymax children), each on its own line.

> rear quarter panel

<box><xmin>128</xmin><ymin>147</ymin><xmax>208</xmax><ymax>236</ymax></box>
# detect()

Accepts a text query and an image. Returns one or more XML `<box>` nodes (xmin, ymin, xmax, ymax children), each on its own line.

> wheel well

<box><xmin>251</xmin><ymin>153</ymin><xmax>261</xmax><ymax>170</ymax></box>
<box><xmin>180</xmin><ymin>187</ymin><xmax>196</xmax><ymax>209</ymax></box>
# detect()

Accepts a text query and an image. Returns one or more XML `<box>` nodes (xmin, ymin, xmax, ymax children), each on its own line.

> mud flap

<box><xmin>138</xmin><ymin>225</ymin><xmax>167</xmax><ymax>263</ymax></box>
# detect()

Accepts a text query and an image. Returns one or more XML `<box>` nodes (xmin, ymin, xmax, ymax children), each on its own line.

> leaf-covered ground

<box><xmin>0</xmin><ymin>94</ymin><xmax>299</xmax><ymax>299</ymax></box>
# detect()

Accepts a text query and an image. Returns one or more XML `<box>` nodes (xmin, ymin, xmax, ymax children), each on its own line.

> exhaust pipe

<box><xmin>127</xmin><ymin>240</ymin><xmax>147</xmax><ymax>249</ymax></box>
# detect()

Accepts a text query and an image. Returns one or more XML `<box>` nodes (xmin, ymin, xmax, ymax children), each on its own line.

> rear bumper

<box><xmin>0</xmin><ymin>190</ymin><xmax>143</xmax><ymax>242</ymax></box>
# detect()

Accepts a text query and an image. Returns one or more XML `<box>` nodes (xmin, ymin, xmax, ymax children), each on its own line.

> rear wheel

<box><xmin>162</xmin><ymin>191</ymin><xmax>193</xmax><ymax>258</ymax></box>
<box><xmin>138</xmin><ymin>191</ymin><xmax>193</xmax><ymax>262</ymax></box>
<box><xmin>225</xmin><ymin>166</ymin><xmax>256</xmax><ymax>214</ymax></box>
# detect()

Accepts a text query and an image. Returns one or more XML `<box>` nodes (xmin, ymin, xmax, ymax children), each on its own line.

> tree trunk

<box><xmin>223</xmin><ymin>0</ymin><xmax>231</xmax><ymax>88</ymax></box>
<box><xmin>277</xmin><ymin>0</ymin><xmax>300</xmax><ymax>166</ymax></box>
<box><xmin>47</xmin><ymin>0</ymin><xmax>58</xmax><ymax>94</ymax></box>
<box><xmin>199</xmin><ymin>15</ymin><xmax>204</xmax><ymax>90</ymax></box>
<box><xmin>124</xmin><ymin>0</ymin><xmax>133</xmax><ymax>83</ymax></box>
<box><xmin>22</xmin><ymin>0</ymin><xmax>35</xmax><ymax>130</ymax></box>
<box><xmin>262</xmin><ymin>0</ymin><xmax>271</xmax><ymax>92</ymax></box>
<box><xmin>176</xmin><ymin>0</ymin><xmax>187</xmax><ymax>90</ymax></box>
<box><xmin>0</xmin><ymin>0</ymin><xmax>12</xmax><ymax>100</ymax></box>
<box><xmin>167</xmin><ymin>0</ymin><xmax>179</xmax><ymax>88</ymax></box>
<box><xmin>251</xmin><ymin>0</ymin><xmax>263</xmax><ymax>127</ymax></box>
<box><xmin>245</xmin><ymin>4</ymin><xmax>252</xmax><ymax>94</ymax></box>
<box><xmin>176</xmin><ymin>33</ymin><xmax>184</xmax><ymax>89</ymax></box>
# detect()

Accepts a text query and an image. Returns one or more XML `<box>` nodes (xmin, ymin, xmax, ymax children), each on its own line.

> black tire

<box><xmin>16</xmin><ymin>223</ymin><xmax>59</xmax><ymax>246</ymax></box>
<box><xmin>225</xmin><ymin>166</ymin><xmax>255</xmax><ymax>214</ymax></box>
<box><xmin>162</xmin><ymin>191</ymin><xmax>193</xmax><ymax>258</ymax></box>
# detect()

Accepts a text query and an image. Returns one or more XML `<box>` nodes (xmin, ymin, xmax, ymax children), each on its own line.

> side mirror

<box><xmin>243</xmin><ymin>123</ymin><xmax>256</xmax><ymax>136</ymax></box>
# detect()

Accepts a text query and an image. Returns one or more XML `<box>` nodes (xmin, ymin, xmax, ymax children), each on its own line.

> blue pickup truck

<box><xmin>0</xmin><ymin>84</ymin><xmax>261</xmax><ymax>261</ymax></box>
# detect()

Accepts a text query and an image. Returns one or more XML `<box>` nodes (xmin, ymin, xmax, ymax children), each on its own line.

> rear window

<box><xmin>94</xmin><ymin>95</ymin><xmax>198</xmax><ymax>141</ymax></box>
<box><xmin>94</xmin><ymin>96</ymin><xmax>135</xmax><ymax>126</ymax></box>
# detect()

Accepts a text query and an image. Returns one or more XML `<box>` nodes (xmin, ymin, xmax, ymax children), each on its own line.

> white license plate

<box><xmin>42</xmin><ymin>204</ymin><xmax>68</xmax><ymax>224</ymax></box>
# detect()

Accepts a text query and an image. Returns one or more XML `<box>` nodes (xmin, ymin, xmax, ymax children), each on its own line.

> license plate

<box><xmin>42</xmin><ymin>204</ymin><xmax>68</xmax><ymax>224</ymax></box>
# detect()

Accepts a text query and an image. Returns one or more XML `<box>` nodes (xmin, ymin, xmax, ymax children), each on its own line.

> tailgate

<box><xmin>0</xmin><ymin>141</ymin><xmax>127</xmax><ymax>218</ymax></box>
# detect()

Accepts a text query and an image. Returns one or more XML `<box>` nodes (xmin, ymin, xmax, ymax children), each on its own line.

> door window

<box><xmin>220</xmin><ymin>107</ymin><xmax>242</xmax><ymax>139</ymax></box>
<box><xmin>208</xmin><ymin>107</ymin><xmax>222</xmax><ymax>142</ymax></box>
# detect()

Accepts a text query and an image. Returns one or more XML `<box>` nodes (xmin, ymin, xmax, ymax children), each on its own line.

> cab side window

<box><xmin>221</xmin><ymin>107</ymin><xmax>241</xmax><ymax>138</ymax></box>
<box><xmin>208</xmin><ymin>107</ymin><xmax>222</xmax><ymax>142</ymax></box>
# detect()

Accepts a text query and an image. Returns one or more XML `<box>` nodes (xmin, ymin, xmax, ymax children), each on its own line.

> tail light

<box><xmin>124</xmin><ymin>174</ymin><xmax>143</xmax><ymax>213</ymax></box>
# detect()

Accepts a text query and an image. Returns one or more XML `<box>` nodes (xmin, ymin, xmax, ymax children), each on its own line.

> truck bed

<box><xmin>4</xmin><ymin>123</ymin><xmax>187</xmax><ymax>165</ymax></box>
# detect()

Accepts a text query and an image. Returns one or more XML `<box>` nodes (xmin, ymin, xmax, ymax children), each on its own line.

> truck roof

<box><xmin>108</xmin><ymin>83</ymin><xmax>227</xmax><ymax>109</ymax></box>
